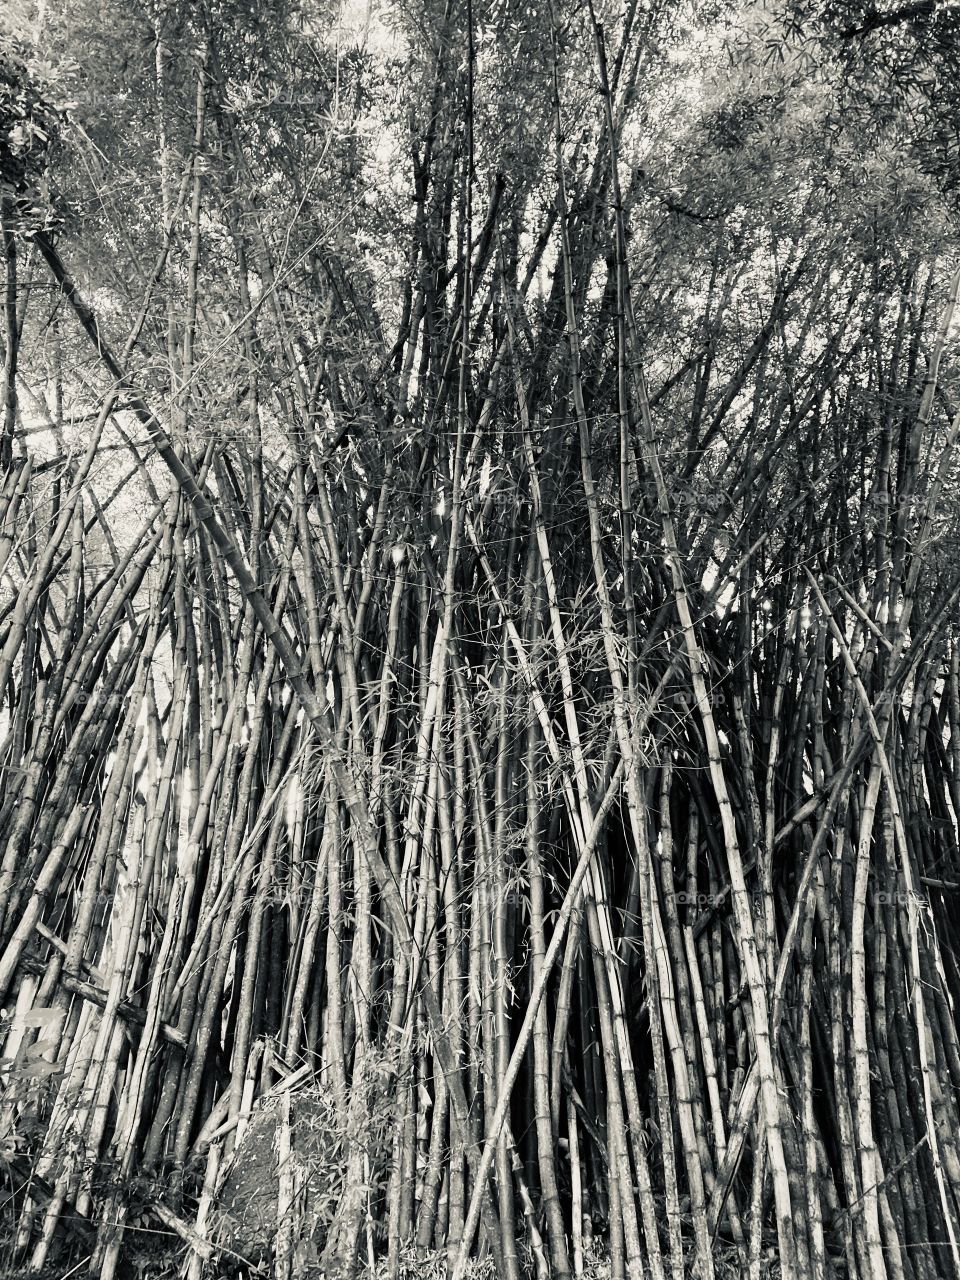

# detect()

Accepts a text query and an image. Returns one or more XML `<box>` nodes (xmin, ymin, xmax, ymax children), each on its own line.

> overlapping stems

<box><xmin>2</xmin><ymin>6</ymin><xmax>960</xmax><ymax>1279</ymax></box>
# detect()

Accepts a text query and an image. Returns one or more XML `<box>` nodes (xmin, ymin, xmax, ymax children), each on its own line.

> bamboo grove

<box><xmin>2</xmin><ymin>0</ymin><xmax>960</xmax><ymax>1277</ymax></box>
